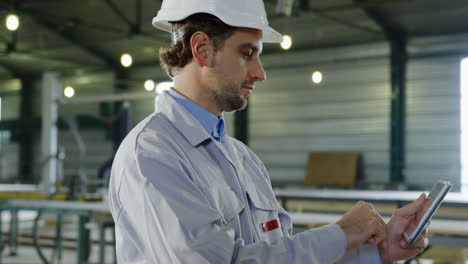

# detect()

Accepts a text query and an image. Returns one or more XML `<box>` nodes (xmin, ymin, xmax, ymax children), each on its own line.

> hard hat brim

<box><xmin>152</xmin><ymin>13</ymin><xmax>283</xmax><ymax>43</ymax></box>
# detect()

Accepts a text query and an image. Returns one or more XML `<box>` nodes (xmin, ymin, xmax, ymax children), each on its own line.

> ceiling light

<box><xmin>156</xmin><ymin>81</ymin><xmax>174</xmax><ymax>94</ymax></box>
<box><xmin>6</xmin><ymin>14</ymin><xmax>19</xmax><ymax>31</ymax></box>
<box><xmin>64</xmin><ymin>86</ymin><xmax>75</xmax><ymax>98</ymax></box>
<box><xmin>280</xmin><ymin>35</ymin><xmax>292</xmax><ymax>50</ymax></box>
<box><xmin>120</xmin><ymin>53</ymin><xmax>133</xmax><ymax>67</ymax></box>
<box><xmin>311</xmin><ymin>71</ymin><xmax>323</xmax><ymax>84</ymax></box>
<box><xmin>144</xmin><ymin>80</ymin><xmax>155</xmax><ymax>91</ymax></box>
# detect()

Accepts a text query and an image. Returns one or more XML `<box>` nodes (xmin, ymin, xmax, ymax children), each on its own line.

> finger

<box><xmin>372</xmin><ymin>208</ymin><xmax>386</xmax><ymax>225</ymax></box>
<box><xmin>371</xmin><ymin>209</ymin><xmax>388</xmax><ymax>248</ymax></box>
<box><xmin>367</xmin><ymin>233</ymin><xmax>386</xmax><ymax>247</ymax></box>
<box><xmin>396</xmin><ymin>193</ymin><xmax>426</xmax><ymax>216</ymax></box>
<box><xmin>411</xmin><ymin>236</ymin><xmax>429</xmax><ymax>251</ymax></box>
<box><xmin>365</xmin><ymin>224</ymin><xmax>386</xmax><ymax>246</ymax></box>
<box><xmin>423</xmin><ymin>197</ymin><xmax>432</xmax><ymax>213</ymax></box>
<box><xmin>366</xmin><ymin>236</ymin><xmax>378</xmax><ymax>245</ymax></box>
<box><xmin>420</xmin><ymin>229</ymin><xmax>427</xmax><ymax>238</ymax></box>
<box><xmin>400</xmin><ymin>238</ymin><xmax>409</xmax><ymax>248</ymax></box>
<box><xmin>424</xmin><ymin>221</ymin><xmax>431</xmax><ymax>232</ymax></box>
<box><xmin>370</xmin><ymin>218</ymin><xmax>387</xmax><ymax>246</ymax></box>
<box><xmin>378</xmin><ymin>239</ymin><xmax>388</xmax><ymax>249</ymax></box>
<box><xmin>416</xmin><ymin>197</ymin><xmax>432</xmax><ymax>222</ymax></box>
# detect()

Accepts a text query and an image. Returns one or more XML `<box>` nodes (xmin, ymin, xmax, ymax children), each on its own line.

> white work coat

<box><xmin>109</xmin><ymin>90</ymin><xmax>381</xmax><ymax>263</ymax></box>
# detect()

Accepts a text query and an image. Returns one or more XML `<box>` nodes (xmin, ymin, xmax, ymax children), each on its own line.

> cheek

<box><xmin>222</xmin><ymin>60</ymin><xmax>245</xmax><ymax>77</ymax></box>
<box><xmin>215</xmin><ymin>55</ymin><xmax>248</xmax><ymax>80</ymax></box>
<box><xmin>233</xmin><ymin>59</ymin><xmax>249</xmax><ymax>76</ymax></box>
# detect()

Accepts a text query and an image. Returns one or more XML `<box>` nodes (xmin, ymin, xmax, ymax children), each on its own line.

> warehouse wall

<box><xmin>251</xmin><ymin>43</ymin><xmax>391</xmax><ymax>186</ymax></box>
<box><xmin>251</xmin><ymin>42</ymin><xmax>462</xmax><ymax>190</ymax></box>
<box><xmin>406</xmin><ymin>56</ymin><xmax>461</xmax><ymax>189</ymax></box>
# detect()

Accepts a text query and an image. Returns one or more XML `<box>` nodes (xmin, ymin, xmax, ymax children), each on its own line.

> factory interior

<box><xmin>0</xmin><ymin>0</ymin><xmax>468</xmax><ymax>263</ymax></box>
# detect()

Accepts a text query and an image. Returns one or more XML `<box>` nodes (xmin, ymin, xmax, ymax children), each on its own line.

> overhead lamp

<box><xmin>64</xmin><ymin>86</ymin><xmax>75</xmax><ymax>98</ymax></box>
<box><xmin>311</xmin><ymin>71</ymin><xmax>323</xmax><ymax>84</ymax></box>
<box><xmin>144</xmin><ymin>80</ymin><xmax>155</xmax><ymax>91</ymax></box>
<box><xmin>156</xmin><ymin>81</ymin><xmax>174</xmax><ymax>94</ymax></box>
<box><xmin>120</xmin><ymin>53</ymin><xmax>133</xmax><ymax>67</ymax></box>
<box><xmin>6</xmin><ymin>14</ymin><xmax>19</xmax><ymax>31</ymax></box>
<box><xmin>280</xmin><ymin>35</ymin><xmax>292</xmax><ymax>50</ymax></box>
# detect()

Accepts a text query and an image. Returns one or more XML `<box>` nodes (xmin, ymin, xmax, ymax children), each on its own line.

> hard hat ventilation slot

<box><xmin>171</xmin><ymin>24</ymin><xmax>184</xmax><ymax>45</ymax></box>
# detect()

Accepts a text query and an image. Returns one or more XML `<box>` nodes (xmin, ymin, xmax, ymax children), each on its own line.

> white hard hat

<box><xmin>152</xmin><ymin>0</ymin><xmax>283</xmax><ymax>43</ymax></box>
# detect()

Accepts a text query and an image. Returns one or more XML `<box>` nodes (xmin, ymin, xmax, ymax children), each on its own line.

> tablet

<box><xmin>403</xmin><ymin>180</ymin><xmax>452</xmax><ymax>244</ymax></box>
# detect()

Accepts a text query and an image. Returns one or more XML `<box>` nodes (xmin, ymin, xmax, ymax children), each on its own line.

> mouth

<box><xmin>242</xmin><ymin>85</ymin><xmax>254</xmax><ymax>91</ymax></box>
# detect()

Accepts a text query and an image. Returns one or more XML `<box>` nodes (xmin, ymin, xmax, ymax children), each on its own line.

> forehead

<box><xmin>223</xmin><ymin>28</ymin><xmax>263</xmax><ymax>53</ymax></box>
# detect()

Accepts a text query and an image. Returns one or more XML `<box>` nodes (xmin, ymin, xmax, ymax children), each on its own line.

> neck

<box><xmin>173</xmin><ymin>63</ymin><xmax>222</xmax><ymax>117</ymax></box>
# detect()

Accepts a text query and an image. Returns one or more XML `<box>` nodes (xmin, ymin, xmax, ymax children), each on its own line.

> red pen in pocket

<box><xmin>262</xmin><ymin>219</ymin><xmax>280</xmax><ymax>232</ymax></box>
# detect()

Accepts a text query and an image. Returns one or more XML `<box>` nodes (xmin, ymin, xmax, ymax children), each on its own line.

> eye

<box><xmin>242</xmin><ymin>50</ymin><xmax>253</xmax><ymax>59</ymax></box>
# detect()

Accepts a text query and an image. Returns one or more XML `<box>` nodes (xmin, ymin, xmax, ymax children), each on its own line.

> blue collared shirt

<box><xmin>168</xmin><ymin>88</ymin><xmax>225</xmax><ymax>142</ymax></box>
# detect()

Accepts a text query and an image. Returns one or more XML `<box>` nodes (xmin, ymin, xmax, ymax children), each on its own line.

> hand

<box><xmin>380</xmin><ymin>193</ymin><xmax>432</xmax><ymax>263</ymax></box>
<box><xmin>337</xmin><ymin>201</ymin><xmax>387</xmax><ymax>252</ymax></box>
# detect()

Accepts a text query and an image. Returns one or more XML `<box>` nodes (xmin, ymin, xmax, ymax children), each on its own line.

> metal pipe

<box><xmin>58</xmin><ymin>92</ymin><xmax>154</xmax><ymax>104</ymax></box>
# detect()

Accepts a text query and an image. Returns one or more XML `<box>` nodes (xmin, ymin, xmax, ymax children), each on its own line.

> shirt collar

<box><xmin>167</xmin><ymin>88</ymin><xmax>225</xmax><ymax>142</ymax></box>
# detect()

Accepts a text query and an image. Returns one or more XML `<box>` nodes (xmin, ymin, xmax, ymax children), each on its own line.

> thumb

<box><xmin>397</xmin><ymin>193</ymin><xmax>426</xmax><ymax>216</ymax></box>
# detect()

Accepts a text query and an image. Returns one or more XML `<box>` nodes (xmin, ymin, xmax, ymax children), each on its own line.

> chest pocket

<box><xmin>203</xmin><ymin>182</ymin><xmax>245</xmax><ymax>225</ymax></box>
<box><xmin>245</xmin><ymin>182</ymin><xmax>283</xmax><ymax>244</ymax></box>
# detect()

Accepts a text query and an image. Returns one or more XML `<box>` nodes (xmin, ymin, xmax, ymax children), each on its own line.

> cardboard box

<box><xmin>304</xmin><ymin>152</ymin><xmax>361</xmax><ymax>187</ymax></box>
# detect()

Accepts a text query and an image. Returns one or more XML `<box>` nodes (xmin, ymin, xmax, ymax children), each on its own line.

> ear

<box><xmin>190</xmin><ymin>31</ymin><xmax>215</xmax><ymax>67</ymax></box>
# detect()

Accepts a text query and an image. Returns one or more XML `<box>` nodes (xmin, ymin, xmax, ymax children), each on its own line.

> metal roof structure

<box><xmin>0</xmin><ymin>0</ymin><xmax>467</xmax><ymax>77</ymax></box>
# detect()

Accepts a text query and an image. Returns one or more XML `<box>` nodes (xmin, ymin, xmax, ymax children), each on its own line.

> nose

<box><xmin>249</xmin><ymin>57</ymin><xmax>266</xmax><ymax>82</ymax></box>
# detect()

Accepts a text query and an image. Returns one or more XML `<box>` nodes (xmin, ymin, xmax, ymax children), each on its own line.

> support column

<box><xmin>18</xmin><ymin>76</ymin><xmax>35</xmax><ymax>183</ymax></box>
<box><xmin>390</xmin><ymin>37</ymin><xmax>407</xmax><ymax>183</ymax></box>
<box><xmin>354</xmin><ymin>1</ymin><xmax>408</xmax><ymax>184</ymax></box>
<box><xmin>234</xmin><ymin>103</ymin><xmax>249</xmax><ymax>145</ymax></box>
<box><xmin>41</xmin><ymin>72</ymin><xmax>60</xmax><ymax>193</ymax></box>
<box><xmin>113</xmin><ymin>68</ymin><xmax>132</xmax><ymax>151</ymax></box>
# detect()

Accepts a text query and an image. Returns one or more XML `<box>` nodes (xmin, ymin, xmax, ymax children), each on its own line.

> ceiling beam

<box><xmin>317</xmin><ymin>0</ymin><xmax>406</xmax><ymax>13</ymax></box>
<box><xmin>354</xmin><ymin>0</ymin><xmax>406</xmax><ymax>40</ymax></box>
<box><xmin>310</xmin><ymin>10</ymin><xmax>381</xmax><ymax>35</ymax></box>
<box><xmin>135</xmin><ymin>0</ymin><xmax>142</xmax><ymax>34</ymax></box>
<box><xmin>0</xmin><ymin>0</ymin><xmax>62</xmax><ymax>9</ymax></box>
<box><xmin>104</xmin><ymin>0</ymin><xmax>134</xmax><ymax>30</ymax></box>
<box><xmin>19</xmin><ymin>9</ymin><xmax>120</xmax><ymax>69</ymax></box>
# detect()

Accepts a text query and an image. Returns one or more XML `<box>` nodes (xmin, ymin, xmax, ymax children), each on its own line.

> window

<box><xmin>461</xmin><ymin>58</ymin><xmax>468</xmax><ymax>192</ymax></box>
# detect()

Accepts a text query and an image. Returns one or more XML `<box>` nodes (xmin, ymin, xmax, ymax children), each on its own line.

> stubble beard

<box><xmin>211</xmin><ymin>81</ymin><xmax>248</xmax><ymax>113</ymax></box>
<box><xmin>209</xmin><ymin>56</ymin><xmax>248</xmax><ymax>113</ymax></box>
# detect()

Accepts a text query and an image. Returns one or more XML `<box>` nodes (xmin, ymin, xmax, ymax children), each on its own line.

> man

<box><xmin>109</xmin><ymin>0</ymin><xmax>431</xmax><ymax>263</ymax></box>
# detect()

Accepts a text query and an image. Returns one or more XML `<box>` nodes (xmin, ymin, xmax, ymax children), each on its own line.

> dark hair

<box><xmin>159</xmin><ymin>13</ymin><xmax>236</xmax><ymax>77</ymax></box>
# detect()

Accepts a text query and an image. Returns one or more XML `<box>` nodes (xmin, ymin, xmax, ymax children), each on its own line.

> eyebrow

<box><xmin>239</xmin><ymin>43</ymin><xmax>262</xmax><ymax>55</ymax></box>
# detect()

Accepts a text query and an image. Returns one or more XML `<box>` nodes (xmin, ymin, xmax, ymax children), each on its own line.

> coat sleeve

<box><xmin>276</xmin><ymin>201</ymin><xmax>382</xmax><ymax>263</ymax></box>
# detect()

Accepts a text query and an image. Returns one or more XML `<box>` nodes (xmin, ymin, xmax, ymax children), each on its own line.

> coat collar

<box><xmin>154</xmin><ymin>90</ymin><xmax>213</xmax><ymax>147</ymax></box>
